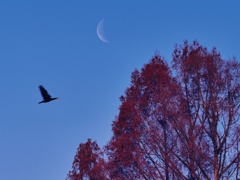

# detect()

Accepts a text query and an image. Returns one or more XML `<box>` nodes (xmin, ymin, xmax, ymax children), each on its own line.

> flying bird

<box><xmin>38</xmin><ymin>85</ymin><xmax>59</xmax><ymax>104</ymax></box>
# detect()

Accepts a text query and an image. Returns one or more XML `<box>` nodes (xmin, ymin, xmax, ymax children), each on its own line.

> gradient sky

<box><xmin>1</xmin><ymin>1</ymin><xmax>240</xmax><ymax>180</ymax></box>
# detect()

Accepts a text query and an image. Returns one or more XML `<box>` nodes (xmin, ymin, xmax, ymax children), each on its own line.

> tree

<box><xmin>106</xmin><ymin>41</ymin><xmax>240</xmax><ymax>179</ymax></box>
<box><xmin>172</xmin><ymin>41</ymin><xmax>240</xmax><ymax>180</ymax></box>
<box><xmin>105</xmin><ymin>54</ymin><xmax>187</xmax><ymax>179</ymax></box>
<box><xmin>66</xmin><ymin>139</ymin><xmax>107</xmax><ymax>180</ymax></box>
<box><xmin>67</xmin><ymin>41</ymin><xmax>240</xmax><ymax>180</ymax></box>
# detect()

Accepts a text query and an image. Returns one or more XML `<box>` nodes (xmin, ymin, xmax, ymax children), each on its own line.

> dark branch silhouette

<box><xmin>38</xmin><ymin>85</ymin><xmax>58</xmax><ymax>104</ymax></box>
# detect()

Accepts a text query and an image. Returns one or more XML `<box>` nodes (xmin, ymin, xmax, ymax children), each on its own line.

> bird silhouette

<box><xmin>38</xmin><ymin>85</ymin><xmax>59</xmax><ymax>104</ymax></box>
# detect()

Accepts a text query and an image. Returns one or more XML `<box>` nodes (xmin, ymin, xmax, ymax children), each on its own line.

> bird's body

<box><xmin>38</xmin><ymin>85</ymin><xmax>59</xmax><ymax>104</ymax></box>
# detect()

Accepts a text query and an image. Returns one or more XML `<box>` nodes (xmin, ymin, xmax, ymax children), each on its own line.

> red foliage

<box><xmin>67</xmin><ymin>41</ymin><xmax>240</xmax><ymax>180</ymax></box>
<box><xmin>105</xmin><ymin>55</ymin><xmax>184</xmax><ymax>179</ymax></box>
<box><xmin>66</xmin><ymin>139</ymin><xmax>106</xmax><ymax>180</ymax></box>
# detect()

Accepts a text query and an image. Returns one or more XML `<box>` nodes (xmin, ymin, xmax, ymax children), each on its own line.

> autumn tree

<box><xmin>106</xmin><ymin>41</ymin><xmax>240</xmax><ymax>180</ymax></box>
<box><xmin>66</xmin><ymin>139</ymin><xmax>107</xmax><ymax>180</ymax></box>
<box><xmin>105</xmin><ymin>55</ymin><xmax>185</xmax><ymax>179</ymax></box>
<box><xmin>172</xmin><ymin>41</ymin><xmax>240</xmax><ymax>180</ymax></box>
<box><xmin>67</xmin><ymin>41</ymin><xmax>240</xmax><ymax>180</ymax></box>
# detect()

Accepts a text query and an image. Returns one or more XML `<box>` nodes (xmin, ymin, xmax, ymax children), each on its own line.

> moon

<box><xmin>97</xmin><ymin>19</ymin><xmax>109</xmax><ymax>43</ymax></box>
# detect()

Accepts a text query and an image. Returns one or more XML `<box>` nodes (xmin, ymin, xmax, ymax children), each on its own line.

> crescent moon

<box><xmin>97</xmin><ymin>19</ymin><xmax>109</xmax><ymax>43</ymax></box>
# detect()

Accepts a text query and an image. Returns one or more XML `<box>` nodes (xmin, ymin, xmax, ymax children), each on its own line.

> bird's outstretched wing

<box><xmin>39</xmin><ymin>85</ymin><xmax>51</xmax><ymax>99</ymax></box>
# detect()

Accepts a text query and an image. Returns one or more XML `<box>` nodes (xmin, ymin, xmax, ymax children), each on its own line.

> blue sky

<box><xmin>0</xmin><ymin>1</ymin><xmax>240</xmax><ymax>179</ymax></box>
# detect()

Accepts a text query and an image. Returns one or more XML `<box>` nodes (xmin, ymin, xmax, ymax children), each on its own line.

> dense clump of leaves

<box><xmin>66</xmin><ymin>139</ymin><xmax>106</xmax><ymax>180</ymax></box>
